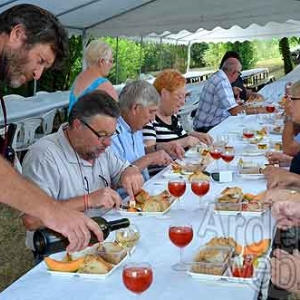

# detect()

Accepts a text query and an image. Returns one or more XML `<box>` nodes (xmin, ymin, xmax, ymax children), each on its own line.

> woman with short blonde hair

<box><xmin>68</xmin><ymin>39</ymin><xmax>118</xmax><ymax>113</ymax></box>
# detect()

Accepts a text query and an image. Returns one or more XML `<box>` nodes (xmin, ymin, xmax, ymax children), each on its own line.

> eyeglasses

<box><xmin>80</xmin><ymin>120</ymin><xmax>119</xmax><ymax>140</ymax></box>
<box><xmin>105</xmin><ymin>58</ymin><xmax>114</xmax><ymax>64</ymax></box>
<box><xmin>291</xmin><ymin>97</ymin><xmax>300</xmax><ymax>101</ymax></box>
<box><xmin>171</xmin><ymin>91</ymin><xmax>187</xmax><ymax>101</ymax></box>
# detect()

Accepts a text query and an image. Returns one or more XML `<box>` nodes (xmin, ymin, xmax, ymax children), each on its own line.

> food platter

<box><xmin>45</xmin><ymin>243</ymin><xmax>132</xmax><ymax>279</ymax></box>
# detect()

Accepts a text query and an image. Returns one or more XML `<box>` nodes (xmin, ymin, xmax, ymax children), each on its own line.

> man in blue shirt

<box><xmin>111</xmin><ymin>80</ymin><xmax>173</xmax><ymax>181</ymax></box>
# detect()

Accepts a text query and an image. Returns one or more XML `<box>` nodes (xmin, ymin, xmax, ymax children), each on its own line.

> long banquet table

<box><xmin>0</xmin><ymin>114</ymin><xmax>278</xmax><ymax>300</ymax></box>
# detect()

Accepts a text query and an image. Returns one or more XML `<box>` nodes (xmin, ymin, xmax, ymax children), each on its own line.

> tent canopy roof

<box><xmin>0</xmin><ymin>0</ymin><xmax>300</xmax><ymax>40</ymax></box>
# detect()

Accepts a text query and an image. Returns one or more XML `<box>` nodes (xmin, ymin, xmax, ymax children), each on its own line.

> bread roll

<box><xmin>142</xmin><ymin>200</ymin><xmax>161</xmax><ymax>212</ymax></box>
<box><xmin>78</xmin><ymin>255</ymin><xmax>113</xmax><ymax>274</ymax></box>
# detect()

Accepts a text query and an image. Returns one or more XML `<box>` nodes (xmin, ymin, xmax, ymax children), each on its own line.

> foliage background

<box><xmin>4</xmin><ymin>36</ymin><xmax>297</xmax><ymax>96</ymax></box>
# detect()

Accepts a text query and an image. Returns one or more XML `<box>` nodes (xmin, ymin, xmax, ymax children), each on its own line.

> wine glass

<box><xmin>123</xmin><ymin>262</ymin><xmax>153</xmax><ymax>296</ymax></box>
<box><xmin>209</xmin><ymin>145</ymin><xmax>223</xmax><ymax>171</ymax></box>
<box><xmin>115</xmin><ymin>224</ymin><xmax>140</xmax><ymax>258</ymax></box>
<box><xmin>168</xmin><ymin>179</ymin><xmax>186</xmax><ymax>210</ymax></box>
<box><xmin>221</xmin><ymin>147</ymin><xmax>235</xmax><ymax>169</ymax></box>
<box><xmin>213</xmin><ymin>134</ymin><xmax>229</xmax><ymax>147</ymax></box>
<box><xmin>242</xmin><ymin>128</ymin><xmax>254</xmax><ymax>144</ymax></box>
<box><xmin>266</xmin><ymin>102</ymin><xmax>275</xmax><ymax>113</ymax></box>
<box><xmin>191</xmin><ymin>179</ymin><xmax>210</xmax><ymax>211</ymax></box>
<box><xmin>168</xmin><ymin>224</ymin><xmax>193</xmax><ymax>271</ymax></box>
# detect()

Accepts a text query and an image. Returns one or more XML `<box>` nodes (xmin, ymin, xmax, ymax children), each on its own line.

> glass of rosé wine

<box><xmin>168</xmin><ymin>179</ymin><xmax>186</xmax><ymax>211</ymax></box>
<box><xmin>123</xmin><ymin>262</ymin><xmax>153</xmax><ymax>297</ymax></box>
<box><xmin>221</xmin><ymin>146</ymin><xmax>235</xmax><ymax>169</ymax></box>
<box><xmin>169</xmin><ymin>224</ymin><xmax>193</xmax><ymax>271</ymax></box>
<box><xmin>242</xmin><ymin>128</ymin><xmax>255</xmax><ymax>144</ymax></box>
<box><xmin>266</xmin><ymin>102</ymin><xmax>275</xmax><ymax>113</ymax></box>
<box><xmin>191</xmin><ymin>179</ymin><xmax>210</xmax><ymax>211</ymax></box>
<box><xmin>209</xmin><ymin>145</ymin><xmax>223</xmax><ymax>170</ymax></box>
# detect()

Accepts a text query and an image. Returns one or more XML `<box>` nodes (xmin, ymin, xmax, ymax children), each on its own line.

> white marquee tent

<box><xmin>0</xmin><ymin>0</ymin><xmax>300</xmax><ymax>41</ymax></box>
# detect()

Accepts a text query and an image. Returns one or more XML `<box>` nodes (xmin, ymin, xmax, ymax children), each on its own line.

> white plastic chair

<box><xmin>15</xmin><ymin>117</ymin><xmax>42</xmax><ymax>152</ymax></box>
<box><xmin>3</xmin><ymin>94</ymin><xmax>25</xmax><ymax>101</ymax></box>
<box><xmin>41</xmin><ymin>109</ymin><xmax>57</xmax><ymax>135</ymax></box>
<box><xmin>0</xmin><ymin>122</ymin><xmax>23</xmax><ymax>150</ymax></box>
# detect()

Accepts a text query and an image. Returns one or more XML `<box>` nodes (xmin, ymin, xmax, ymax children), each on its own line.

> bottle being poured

<box><xmin>33</xmin><ymin>216</ymin><xmax>130</xmax><ymax>256</ymax></box>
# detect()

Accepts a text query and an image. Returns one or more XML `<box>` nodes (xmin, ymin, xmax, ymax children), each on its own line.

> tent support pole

<box><xmin>186</xmin><ymin>42</ymin><xmax>191</xmax><ymax>73</ymax></box>
<box><xmin>159</xmin><ymin>37</ymin><xmax>163</xmax><ymax>71</ymax></box>
<box><xmin>115</xmin><ymin>36</ymin><xmax>119</xmax><ymax>84</ymax></box>
<box><xmin>139</xmin><ymin>36</ymin><xmax>144</xmax><ymax>77</ymax></box>
<box><xmin>82</xmin><ymin>29</ymin><xmax>88</xmax><ymax>70</ymax></box>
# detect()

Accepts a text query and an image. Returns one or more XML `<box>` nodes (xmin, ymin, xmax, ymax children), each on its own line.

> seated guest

<box><xmin>263</xmin><ymin>81</ymin><xmax>300</xmax><ymax>300</ymax></box>
<box><xmin>219</xmin><ymin>51</ymin><xmax>263</xmax><ymax>102</ymax></box>
<box><xmin>193</xmin><ymin>58</ymin><xmax>266</xmax><ymax>133</ymax></box>
<box><xmin>22</xmin><ymin>90</ymin><xmax>144</xmax><ymax>233</ymax></box>
<box><xmin>143</xmin><ymin>69</ymin><xmax>213</xmax><ymax>175</ymax></box>
<box><xmin>111</xmin><ymin>80</ymin><xmax>174</xmax><ymax>181</ymax></box>
<box><xmin>68</xmin><ymin>39</ymin><xmax>118</xmax><ymax>113</ymax></box>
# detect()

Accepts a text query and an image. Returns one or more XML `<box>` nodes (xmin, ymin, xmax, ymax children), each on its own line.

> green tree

<box><xmin>190</xmin><ymin>43</ymin><xmax>209</xmax><ymax>68</ymax></box>
<box><xmin>279</xmin><ymin>37</ymin><xmax>294</xmax><ymax>74</ymax></box>
<box><xmin>103</xmin><ymin>37</ymin><xmax>143</xmax><ymax>84</ymax></box>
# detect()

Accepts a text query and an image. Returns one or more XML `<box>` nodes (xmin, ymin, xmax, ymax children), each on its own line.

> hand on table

<box><xmin>148</xmin><ymin>150</ymin><xmax>173</xmax><ymax>166</ymax></box>
<box><xmin>163</xmin><ymin>142</ymin><xmax>185</xmax><ymax>160</ymax></box>
<box><xmin>262</xmin><ymin>166</ymin><xmax>292</xmax><ymax>189</ymax></box>
<box><xmin>265</xmin><ymin>152</ymin><xmax>292</xmax><ymax>165</ymax></box>
<box><xmin>271</xmin><ymin>248</ymin><xmax>300</xmax><ymax>293</ymax></box>
<box><xmin>89</xmin><ymin>187</ymin><xmax>122</xmax><ymax>209</ymax></box>
<box><xmin>121</xmin><ymin>166</ymin><xmax>144</xmax><ymax>200</ymax></box>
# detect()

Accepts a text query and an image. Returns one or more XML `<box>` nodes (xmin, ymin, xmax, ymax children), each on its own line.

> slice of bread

<box><xmin>142</xmin><ymin>199</ymin><xmax>161</xmax><ymax>212</ymax></box>
<box><xmin>135</xmin><ymin>189</ymin><xmax>150</xmax><ymax>204</ymax></box>
<box><xmin>78</xmin><ymin>255</ymin><xmax>113</xmax><ymax>274</ymax></box>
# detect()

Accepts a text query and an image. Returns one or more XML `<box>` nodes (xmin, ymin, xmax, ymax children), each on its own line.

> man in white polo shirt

<box><xmin>21</xmin><ymin>90</ymin><xmax>144</xmax><ymax>235</ymax></box>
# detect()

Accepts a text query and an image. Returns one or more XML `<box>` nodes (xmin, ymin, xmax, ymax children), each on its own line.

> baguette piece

<box><xmin>78</xmin><ymin>255</ymin><xmax>113</xmax><ymax>274</ymax></box>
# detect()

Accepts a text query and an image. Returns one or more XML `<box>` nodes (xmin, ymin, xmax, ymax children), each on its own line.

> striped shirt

<box><xmin>193</xmin><ymin>69</ymin><xmax>237</xmax><ymax>129</ymax></box>
<box><xmin>143</xmin><ymin>115</ymin><xmax>187</xmax><ymax>175</ymax></box>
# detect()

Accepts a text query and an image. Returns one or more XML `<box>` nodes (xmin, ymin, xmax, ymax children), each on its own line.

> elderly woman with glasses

<box><xmin>143</xmin><ymin>69</ymin><xmax>213</xmax><ymax>176</ymax></box>
<box><xmin>111</xmin><ymin>80</ymin><xmax>176</xmax><ymax>181</ymax></box>
<box><xmin>68</xmin><ymin>39</ymin><xmax>118</xmax><ymax>113</ymax></box>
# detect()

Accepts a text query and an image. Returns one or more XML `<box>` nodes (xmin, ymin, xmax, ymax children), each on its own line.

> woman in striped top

<box><xmin>143</xmin><ymin>69</ymin><xmax>213</xmax><ymax>176</ymax></box>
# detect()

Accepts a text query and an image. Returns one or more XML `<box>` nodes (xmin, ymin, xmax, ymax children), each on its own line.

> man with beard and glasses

<box><xmin>0</xmin><ymin>4</ymin><xmax>103</xmax><ymax>253</ymax></box>
<box><xmin>22</xmin><ymin>91</ymin><xmax>143</xmax><ymax>245</ymax></box>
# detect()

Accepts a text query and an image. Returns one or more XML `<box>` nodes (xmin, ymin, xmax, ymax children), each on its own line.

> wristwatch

<box><xmin>284</xmin><ymin>116</ymin><xmax>293</xmax><ymax>123</ymax></box>
<box><xmin>128</xmin><ymin>164</ymin><xmax>140</xmax><ymax>171</ymax></box>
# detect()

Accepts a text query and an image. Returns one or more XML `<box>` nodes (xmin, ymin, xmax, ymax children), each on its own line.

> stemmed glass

<box><xmin>168</xmin><ymin>179</ymin><xmax>187</xmax><ymax>211</ymax></box>
<box><xmin>266</xmin><ymin>102</ymin><xmax>275</xmax><ymax>113</ymax></box>
<box><xmin>115</xmin><ymin>224</ymin><xmax>140</xmax><ymax>258</ymax></box>
<box><xmin>221</xmin><ymin>147</ymin><xmax>235</xmax><ymax>169</ymax></box>
<box><xmin>191</xmin><ymin>179</ymin><xmax>210</xmax><ymax>211</ymax></box>
<box><xmin>242</xmin><ymin>128</ymin><xmax>254</xmax><ymax>144</ymax></box>
<box><xmin>123</xmin><ymin>262</ymin><xmax>153</xmax><ymax>296</ymax></box>
<box><xmin>213</xmin><ymin>134</ymin><xmax>229</xmax><ymax>147</ymax></box>
<box><xmin>168</xmin><ymin>224</ymin><xmax>193</xmax><ymax>271</ymax></box>
<box><xmin>209</xmin><ymin>145</ymin><xmax>223</xmax><ymax>171</ymax></box>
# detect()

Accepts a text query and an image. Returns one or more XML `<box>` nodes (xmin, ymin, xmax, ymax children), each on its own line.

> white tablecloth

<box><xmin>0</xmin><ymin>115</ymin><xmax>277</xmax><ymax>300</ymax></box>
<box><xmin>0</xmin><ymin>91</ymin><xmax>70</xmax><ymax>125</ymax></box>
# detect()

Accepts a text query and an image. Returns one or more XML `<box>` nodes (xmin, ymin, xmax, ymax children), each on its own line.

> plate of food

<box><xmin>187</xmin><ymin>237</ymin><xmax>270</xmax><ymax>283</ymax></box>
<box><xmin>44</xmin><ymin>242</ymin><xmax>130</xmax><ymax>279</ymax></box>
<box><xmin>269</xmin><ymin>125</ymin><xmax>283</xmax><ymax>135</ymax></box>
<box><xmin>240</xmin><ymin>145</ymin><xmax>267</xmax><ymax>156</ymax></box>
<box><xmin>214</xmin><ymin>187</ymin><xmax>267</xmax><ymax>215</ymax></box>
<box><xmin>119</xmin><ymin>189</ymin><xmax>176</xmax><ymax>216</ymax></box>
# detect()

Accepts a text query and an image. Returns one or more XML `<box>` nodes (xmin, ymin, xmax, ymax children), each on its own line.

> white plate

<box><xmin>118</xmin><ymin>198</ymin><xmax>176</xmax><ymax>217</ymax></box>
<box><xmin>214</xmin><ymin>208</ymin><xmax>266</xmax><ymax>216</ymax></box>
<box><xmin>187</xmin><ymin>267</ymin><xmax>259</xmax><ymax>283</ymax></box>
<box><xmin>45</xmin><ymin>245</ymin><xmax>130</xmax><ymax>279</ymax></box>
<box><xmin>184</xmin><ymin>151</ymin><xmax>200</xmax><ymax>158</ymax></box>
<box><xmin>240</xmin><ymin>150</ymin><xmax>266</xmax><ymax>156</ymax></box>
<box><xmin>238</xmin><ymin>173</ymin><xmax>265</xmax><ymax>180</ymax></box>
<box><xmin>162</xmin><ymin>170</ymin><xmax>188</xmax><ymax>179</ymax></box>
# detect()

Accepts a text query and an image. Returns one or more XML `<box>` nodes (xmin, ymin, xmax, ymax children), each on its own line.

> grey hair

<box><xmin>84</xmin><ymin>39</ymin><xmax>112</xmax><ymax>67</ymax></box>
<box><xmin>221</xmin><ymin>57</ymin><xmax>241</xmax><ymax>74</ymax></box>
<box><xmin>291</xmin><ymin>81</ymin><xmax>300</xmax><ymax>98</ymax></box>
<box><xmin>118</xmin><ymin>80</ymin><xmax>160</xmax><ymax>111</ymax></box>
